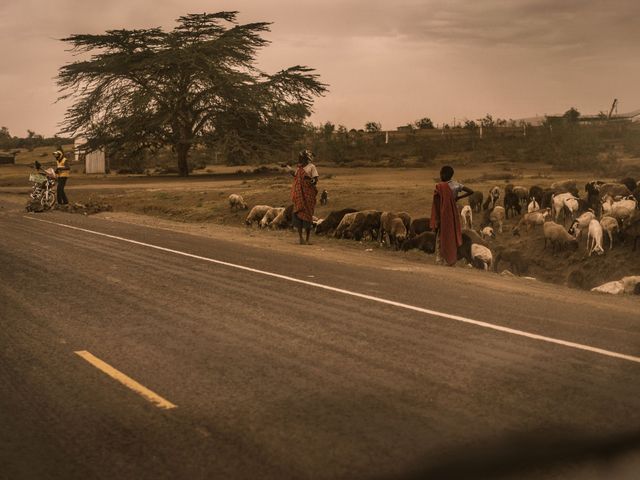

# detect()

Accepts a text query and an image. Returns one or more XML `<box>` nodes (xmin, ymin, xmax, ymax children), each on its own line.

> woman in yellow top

<box><xmin>53</xmin><ymin>150</ymin><xmax>70</xmax><ymax>205</ymax></box>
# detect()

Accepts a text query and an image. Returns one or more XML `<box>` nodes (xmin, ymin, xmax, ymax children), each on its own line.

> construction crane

<box><xmin>608</xmin><ymin>98</ymin><xmax>618</xmax><ymax>119</ymax></box>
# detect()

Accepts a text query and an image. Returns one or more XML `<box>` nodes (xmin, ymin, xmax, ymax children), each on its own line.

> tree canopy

<box><xmin>57</xmin><ymin>12</ymin><xmax>327</xmax><ymax>174</ymax></box>
<box><xmin>414</xmin><ymin>117</ymin><xmax>434</xmax><ymax>129</ymax></box>
<box><xmin>563</xmin><ymin>107</ymin><xmax>581</xmax><ymax>123</ymax></box>
<box><xmin>364</xmin><ymin>121</ymin><xmax>382</xmax><ymax>133</ymax></box>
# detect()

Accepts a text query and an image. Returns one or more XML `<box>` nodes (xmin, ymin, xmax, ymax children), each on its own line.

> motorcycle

<box><xmin>27</xmin><ymin>161</ymin><xmax>57</xmax><ymax>211</ymax></box>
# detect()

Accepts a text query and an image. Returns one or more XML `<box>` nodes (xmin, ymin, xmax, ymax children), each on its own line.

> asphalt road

<box><xmin>1</xmin><ymin>202</ymin><xmax>640</xmax><ymax>479</ymax></box>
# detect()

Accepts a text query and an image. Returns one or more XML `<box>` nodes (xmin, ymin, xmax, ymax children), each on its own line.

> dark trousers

<box><xmin>57</xmin><ymin>177</ymin><xmax>68</xmax><ymax>205</ymax></box>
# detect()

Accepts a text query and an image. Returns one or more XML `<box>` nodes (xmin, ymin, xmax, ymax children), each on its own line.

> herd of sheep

<box><xmin>227</xmin><ymin>176</ymin><xmax>640</xmax><ymax>275</ymax></box>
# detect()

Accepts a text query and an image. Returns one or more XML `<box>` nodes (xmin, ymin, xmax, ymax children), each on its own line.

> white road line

<box><xmin>75</xmin><ymin>350</ymin><xmax>177</xmax><ymax>410</ymax></box>
<box><xmin>25</xmin><ymin>215</ymin><xmax>640</xmax><ymax>365</ymax></box>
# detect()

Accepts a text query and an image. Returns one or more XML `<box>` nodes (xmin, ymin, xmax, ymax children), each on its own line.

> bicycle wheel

<box><xmin>41</xmin><ymin>190</ymin><xmax>56</xmax><ymax>209</ymax></box>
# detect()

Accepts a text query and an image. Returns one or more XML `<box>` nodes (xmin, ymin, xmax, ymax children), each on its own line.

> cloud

<box><xmin>0</xmin><ymin>0</ymin><xmax>639</xmax><ymax>135</ymax></box>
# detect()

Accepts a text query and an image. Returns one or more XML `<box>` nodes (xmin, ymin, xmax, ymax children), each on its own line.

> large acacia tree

<box><xmin>57</xmin><ymin>12</ymin><xmax>327</xmax><ymax>175</ymax></box>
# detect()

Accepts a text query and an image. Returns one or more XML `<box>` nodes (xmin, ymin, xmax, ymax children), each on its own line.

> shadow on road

<box><xmin>382</xmin><ymin>426</ymin><xmax>640</xmax><ymax>479</ymax></box>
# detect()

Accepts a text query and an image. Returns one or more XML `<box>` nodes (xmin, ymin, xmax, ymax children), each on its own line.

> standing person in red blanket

<box><xmin>430</xmin><ymin>166</ymin><xmax>474</xmax><ymax>265</ymax></box>
<box><xmin>289</xmin><ymin>150</ymin><xmax>319</xmax><ymax>245</ymax></box>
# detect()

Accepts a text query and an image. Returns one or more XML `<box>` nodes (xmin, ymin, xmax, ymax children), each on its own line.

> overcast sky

<box><xmin>1</xmin><ymin>0</ymin><xmax>639</xmax><ymax>137</ymax></box>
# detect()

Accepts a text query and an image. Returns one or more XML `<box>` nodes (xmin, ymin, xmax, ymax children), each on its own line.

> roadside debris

<box><xmin>57</xmin><ymin>200</ymin><xmax>112</xmax><ymax>215</ymax></box>
<box><xmin>591</xmin><ymin>276</ymin><xmax>640</xmax><ymax>295</ymax></box>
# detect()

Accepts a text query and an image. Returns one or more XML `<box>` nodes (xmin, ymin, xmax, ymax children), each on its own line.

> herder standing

<box><xmin>430</xmin><ymin>165</ymin><xmax>473</xmax><ymax>265</ymax></box>
<box><xmin>53</xmin><ymin>150</ymin><xmax>70</xmax><ymax>205</ymax></box>
<box><xmin>290</xmin><ymin>150</ymin><xmax>319</xmax><ymax>245</ymax></box>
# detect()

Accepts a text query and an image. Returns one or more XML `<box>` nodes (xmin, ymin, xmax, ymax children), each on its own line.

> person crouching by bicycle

<box><xmin>53</xmin><ymin>150</ymin><xmax>70</xmax><ymax>205</ymax></box>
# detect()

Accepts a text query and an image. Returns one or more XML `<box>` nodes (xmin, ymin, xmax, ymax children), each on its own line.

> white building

<box><xmin>74</xmin><ymin>138</ymin><xmax>106</xmax><ymax>174</ymax></box>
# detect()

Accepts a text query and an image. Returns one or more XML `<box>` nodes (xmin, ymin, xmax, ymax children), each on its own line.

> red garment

<box><xmin>430</xmin><ymin>182</ymin><xmax>462</xmax><ymax>265</ymax></box>
<box><xmin>291</xmin><ymin>166</ymin><xmax>317</xmax><ymax>222</ymax></box>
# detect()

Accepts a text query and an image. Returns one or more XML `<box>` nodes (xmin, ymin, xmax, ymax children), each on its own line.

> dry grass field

<box><xmin>2</xmin><ymin>146</ymin><xmax>639</xmax><ymax>292</ymax></box>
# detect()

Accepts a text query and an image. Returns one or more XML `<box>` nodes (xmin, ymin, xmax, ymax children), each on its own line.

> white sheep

<box><xmin>471</xmin><ymin>244</ymin><xmax>493</xmax><ymax>271</ymax></box>
<box><xmin>543</xmin><ymin>221</ymin><xmax>578</xmax><ymax>252</ymax></box>
<box><xmin>586</xmin><ymin>219</ymin><xmax>604</xmax><ymax>256</ymax></box>
<box><xmin>551</xmin><ymin>192</ymin><xmax>578</xmax><ymax>224</ymax></box>
<box><xmin>527</xmin><ymin>198</ymin><xmax>540</xmax><ymax>213</ymax></box>
<box><xmin>568</xmin><ymin>210</ymin><xmax>596</xmax><ymax>240</ymax></box>
<box><xmin>608</xmin><ymin>205</ymin><xmax>634</xmax><ymax>226</ymax></box>
<box><xmin>601</xmin><ymin>196</ymin><xmax>613</xmax><ymax>215</ymax></box>
<box><xmin>460</xmin><ymin>205</ymin><xmax>473</xmax><ymax>230</ymax></box>
<box><xmin>600</xmin><ymin>195</ymin><xmax>636</xmax><ymax>215</ymax></box>
<box><xmin>613</xmin><ymin>196</ymin><xmax>637</xmax><ymax>212</ymax></box>
<box><xmin>228</xmin><ymin>193</ymin><xmax>248</xmax><ymax>211</ymax></box>
<box><xmin>512</xmin><ymin>208</ymin><xmax>551</xmax><ymax>235</ymax></box>
<box><xmin>599</xmin><ymin>216</ymin><xmax>619</xmax><ymax>250</ymax></box>
<box><xmin>259</xmin><ymin>207</ymin><xmax>284</xmax><ymax>228</ymax></box>
<box><xmin>489</xmin><ymin>206</ymin><xmax>505</xmax><ymax>233</ymax></box>
<box><xmin>245</xmin><ymin>205</ymin><xmax>272</xmax><ymax>226</ymax></box>
<box><xmin>481</xmin><ymin>226</ymin><xmax>495</xmax><ymax>239</ymax></box>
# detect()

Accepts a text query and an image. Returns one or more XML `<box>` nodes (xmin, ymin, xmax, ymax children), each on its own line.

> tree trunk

<box><xmin>177</xmin><ymin>144</ymin><xmax>190</xmax><ymax>176</ymax></box>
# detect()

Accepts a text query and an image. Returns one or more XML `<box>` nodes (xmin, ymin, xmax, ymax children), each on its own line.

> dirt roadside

<box><xmin>2</xmin><ymin>160</ymin><xmax>639</xmax><ymax>295</ymax></box>
<box><xmin>2</xmin><ymin>192</ymin><xmax>638</xmax><ymax>310</ymax></box>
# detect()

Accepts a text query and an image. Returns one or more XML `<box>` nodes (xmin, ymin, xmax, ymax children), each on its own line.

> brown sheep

<box><xmin>379</xmin><ymin>211</ymin><xmax>409</xmax><ymax>244</ymax></box>
<box><xmin>467</xmin><ymin>191</ymin><xmax>484</xmax><ymax>213</ymax></box>
<box><xmin>245</xmin><ymin>205</ymin><xmax>272</xmax><ymax>226</ymax></box>
<box><xmin>228</xmin><ymin>193</ymin><xmax>248</xmax><ymax>211</ymax></box>
<box><xmin>598</xmin><ymin>183</ymin><xmax>632</xmax><ymax>199</ymax></box>
<box><xmin>346</xmin><ymin>210</ymin><xmax>382</xmax><ymax>241</ymax></box>
<box><xmin>388</xmin><ymin>217</ymin><xmax>408</xmax><ymax>250</ymax></box>
<box><xmin>512</xmin><ymin>209</ymin><xmax>550</xmax><ymax>236</ymax></box>
<box><xmin>409</xmin><ymin>217</ymin><xmax>432</xmax><ymax>238</ymax></box>
<box><xmin>551</xmin><ymin>179</ymin><xmax>579</xmax><ymax>196</ymax></box>
<box><xmin>493</xmin><ymin>247</ymin><xmax>529</xmax><ymax>275</ymax></box>
<box><xmin>315</xmin><ymin>208</ymin><xmax>357</xmax><ymax>235</ymax></box>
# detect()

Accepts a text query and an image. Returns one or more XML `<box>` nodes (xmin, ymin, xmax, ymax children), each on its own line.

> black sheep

<box><xmin>503</xmin><ymin>190</ymin><xmax>522</xmax><ymax>219</ymax></box>
<box><xmin>618</xmin><ymin>177</ymin><xmax>637</xmax><ymax>193</ymax></box>
<box><xmin>540</xmin><ymin>189</ymin><xmax>555</xmax><ymax>210</ymax></box>
<box><xmin>529</xmin><ymin>185</ymin><xmax>543</xmax><ymax>205</ymax></box>
<box><xmin>401</xmin><ymin>232</ymin><xmax>436</xmax><ymax>253</ymax></box>
<box><xmin>585</xmin><ymin>181</ymin><xmax>603</xmax><ymax>216</ymax></box>
<box><xmin>456</xmin><ymin>232</ymin><xmax>474</xmax><ymax>264</ymax></box>
<box><xmin>456</xmin><ymin>232</ymin><xmax>491</xmax><ymax>269</ymax></box>
<box><xmin>623</xmin><ymin>217</ymin><xmax>640</xmax><ymax>251</ymax></box>
<box><xmin>633</xmin><ymin>187</ymin><xmax>640</xmax><ymax>209</ymax></box>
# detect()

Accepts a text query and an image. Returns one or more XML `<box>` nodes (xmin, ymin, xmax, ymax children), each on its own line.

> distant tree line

<box><xmin>297</xmin><ymin>114</ymin><xmax>640</xmax><ymax>175</ymax></box>
<box><xmin>0</xmin><ymin>126</ymin><xmax>71</xmax><ymax>151</ymax></box>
